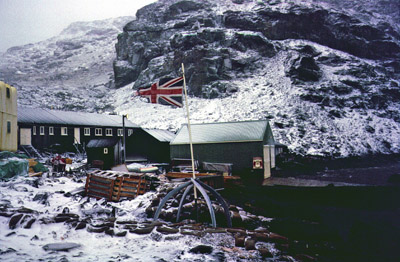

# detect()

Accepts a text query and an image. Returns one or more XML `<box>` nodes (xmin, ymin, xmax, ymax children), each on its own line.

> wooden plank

<box><xmin>90</xmin><ymin>177</ymin><xmax>113</xmax><ymax>184</ymax></box>
<box><xmin>120</xmin><ymin>187</ymin><xmax>138</xmax><ymax>193</ymax></box>
<box><xmin>85</xmin><ymin>174</ymin><xmax>92</xmax><ymax>193</ymax></box>
<box><xmin>89</xmin><ymin>184</ymin><xmax>111</xmax><ymax>192</ymax></box>
<box><xmin>115</xmin><ymin>177</ymin><xmax>123</xmax><ymax>202</ymax></box>
<box><xmin>88</xmin><ymin>189</ymin><xmax>110</xmax><ymax>198</ymax></box>
<box><xmin>88</xmin><ymin>187</ymin><xmax>110</xmax><ymax>196</ymax></box>
<box><xmin>109</xmin><ymin>180</ymin><xmax>115</xmax><ymax>201</ymax></box>
<box><xmin>89</xmin><ymin>186</ymin><xmax>112</xmax><ymax>193</ymax></box>
<box><xmin>89</xmin><ymin>179</ymin><xmax>113</xmax><ymax>187</ymax></box>
<box><xmin>119</xmin><ymin>192</ymin><xmax>137</xmax><ymax>197</ymax></box>
<box><xmin>120</xmin><ymin>181</ymin><xmax>139</xmax><ymax>187</ymax></box>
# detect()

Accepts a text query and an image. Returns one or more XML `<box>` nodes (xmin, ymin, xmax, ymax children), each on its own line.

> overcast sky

<box><xmin>0</xmin><ymin>0</ymin><xmax>156</xmax><ymax>52</ymax></box>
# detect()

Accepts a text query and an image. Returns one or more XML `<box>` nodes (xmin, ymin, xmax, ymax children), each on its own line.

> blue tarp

<box><xmin>0</xmin><ymin>151</ymin><xmax>29</xmax><ymax>180</ymax></box>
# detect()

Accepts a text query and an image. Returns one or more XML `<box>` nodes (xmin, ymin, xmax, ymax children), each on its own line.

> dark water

<box><xmin>221</xmin><ymin>184</ymin><xmax>400</xmax><ymax>262</ymax></box>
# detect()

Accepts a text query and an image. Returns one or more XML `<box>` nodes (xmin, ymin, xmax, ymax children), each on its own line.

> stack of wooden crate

<box><xmin>85</xmin><ymin>170</ymin><xmax>151</xmax><ymax>201</ymax></box>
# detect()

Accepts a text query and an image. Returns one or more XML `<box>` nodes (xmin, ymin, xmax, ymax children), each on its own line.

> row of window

<box><xmin>32</xmin><ymin>126</ymin><xmax>133</xmax><ymax>137</ymax></box>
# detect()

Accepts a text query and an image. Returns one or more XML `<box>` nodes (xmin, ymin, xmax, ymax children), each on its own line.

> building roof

<box><xmin>170</xmin><ymin>120</ymin><xmax>274</xmax><ymax>145</ymax></box>
<box><xmin>17</xmin><ymin>107</ymin><xmax>139</xmax><ymax>128</ymax></box>
<box><xmin>143</xmin><ymin>128</ymin><xmax>176</xmax><ymax>142</ymax></box>
<box><xmin>87</xmin><ymin>138</ymin><xmax>119</xmax><ymax>148</ymax></box>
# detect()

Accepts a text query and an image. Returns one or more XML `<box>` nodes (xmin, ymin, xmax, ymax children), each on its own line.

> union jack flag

<box><xmin>136</xmin><ymin>77</ymin><xmax>184</xmax><ymax>107</ymax></box>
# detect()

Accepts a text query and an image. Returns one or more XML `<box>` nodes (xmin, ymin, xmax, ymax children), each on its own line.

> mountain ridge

<box><xmin>0</xmin><ymin>0</ymin><xmax>399</xmax><ymax>157</ymax></box>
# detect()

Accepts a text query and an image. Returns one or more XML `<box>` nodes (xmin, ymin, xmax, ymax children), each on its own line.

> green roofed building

<box><xmin>170</xmin><ymin>120</ymin><xmax>284</xmax><ymax>178</ymax></box>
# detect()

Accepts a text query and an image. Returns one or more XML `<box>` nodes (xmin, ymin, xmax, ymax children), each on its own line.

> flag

<box><xmin>136</xmin><ymin>77</ymin><xmax>184</xmax><ymax>107</ymax></box>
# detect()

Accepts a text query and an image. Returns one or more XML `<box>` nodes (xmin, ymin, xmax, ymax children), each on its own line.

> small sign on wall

<box><xmin>253</xmin><ymin>157</ymin><xmax>263</xmax><ymax>169</ymax></box>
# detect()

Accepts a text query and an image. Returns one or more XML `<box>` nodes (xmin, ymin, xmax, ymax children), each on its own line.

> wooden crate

<box><xmin>85</xmin><ymin>170</ymin><xmax>151</xmax><ymax>201</ymax></box>
<box><xmin>85</xmin><ymin>170</ymin><xmax>119</xmax><ymax>200</ymax></box>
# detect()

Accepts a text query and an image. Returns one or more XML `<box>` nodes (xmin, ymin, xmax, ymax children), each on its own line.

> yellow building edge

<box><xmin>0</xmin><ymin>81</ymin><xmax>18</xmax><ymax>152</ymax></box>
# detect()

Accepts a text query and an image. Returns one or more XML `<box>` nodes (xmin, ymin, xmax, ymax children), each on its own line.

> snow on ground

<box><xmin>0</xmin><ymin>174</ymin><xmax>275</xmax><ymax>261</ymax></box>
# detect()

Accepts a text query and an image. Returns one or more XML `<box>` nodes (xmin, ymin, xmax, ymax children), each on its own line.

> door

<box><xmin>263</xmin><ymin>145</ymin><xmax>275</xmax><ymax>179</ymax></box>
<box><xmin>20</xmin><ymin>128</ymin><xmax>31</xmax><ymax>145</ymax></box>
<box><xmin>74</xmin><ymin>128</ymin><xmax>80</xmax><ymax>144</ymax></box>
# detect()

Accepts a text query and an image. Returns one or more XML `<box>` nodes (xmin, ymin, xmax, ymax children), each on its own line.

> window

<box><xmin>6</xmin><ymin>87</ymin><xmax>10</xmax><ymax>98</ymax></box>
<box><xmin>84</xmin><ymin>128</ymin><xmax>90</xmax><ymax>136</ymax></box>
<box><xmin>61</xmin><ymin>127</ymin><xmax>68</xmax><ymax>136</ymax></box>
<box><xmin>128</xmin><ymin>129</ymin><xmax>133</xmax><ymax>136</ymax></box>
<box><xmin>105</xmin><ymin>128</ymin><xmax>113</xmax><ymax>136</ymax></box>
<box><xmin>7</xmin><ymin>121</ymin><xmax>11</xmax><ymax>133</ymax></box>
<box><xmin>104</xmin><ymin>148</ymin><xmax>108</xmax><ymax>154</ymax></box>
<box><xmin>49</xmin><ymin>126</ymin><xmax>54</xmax><ymax>135</ymax></box>
<box><xmin>33</xmin><ymin>126</ymin><xmax>36</xmax><ymax>135</ymax></box>
<box><xmin>117</xmin><ymin>129</ymin><xmax>123</xmax><ymax>137</ymax></box>
<box><xmin>40</xmin><ymin>126</ymin><xmax>45</xmax><ymax>135</ymax></box>
<box><xmin>95</xmin><ymin>128</ymin><xmax>102</xmax><ymax>136</ymax></box>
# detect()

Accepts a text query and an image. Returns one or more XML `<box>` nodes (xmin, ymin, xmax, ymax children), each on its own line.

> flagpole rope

<box><xmin>181</xmin><ymin>63</ymin><xmax>198</xmax><ymax>201</ymax></box>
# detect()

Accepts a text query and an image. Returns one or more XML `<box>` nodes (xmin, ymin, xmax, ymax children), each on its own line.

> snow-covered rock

<box><xmin>0</xmin><ymin>0</ymin><xmax>399</xmax><ymax>157</ymax></box>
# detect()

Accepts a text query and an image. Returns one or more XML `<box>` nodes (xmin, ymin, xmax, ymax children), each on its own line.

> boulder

<box><xmin>105</xmin><ymin>228</ymin><xmax>115</xmax><ymax>236</ymax></box>
<box><xmin>245</xmin><ymin>238</ymin><xmax>256</xmax><ymax>250</ymax></box>
<box><xmin>258</xmin><ymin>248</ymin><xmax>274</xmax><ymax>258</ymax></box>
<box><xmin>231</xmin><ymin>211</ymin><xmax>243</xmax><ymax>227</ymax></box>
<box><xmin>287</xmin><ymin>55</ymin><xmax>322</xmax><ymax>82</ymax></box>
<box><xmin>32</xmin><ymin>192</ymin><xmax>49</xmax><ymax>204</ymax></box>
<box><xmin>204</xmin><ymin>228</ymin><xmax>226</xmax><ymax>234</ymax></box>
<box><xmin>189</xmin><ymin>245</ymin><xmax>213</xmax><ymax>254</ymax></box>
<box><xmin>156</xmin><ymin>226</ymin><xmax>179</xmax><ymax>234</ymax></box>
<box><xmin>250</xmin><ymin>232</ymin><xmax>269</xmax><ymax>242</ymax></box>
<box><xmin>268</xmin><ymin>232</ymin><xmax>289</xmax><ymax>244</ymax></box>
<box><xmin>115</xmin><ymin>231</ymin><xmax>128</xmax><ymax>237</ymax></box>
<box><xmin>9</xmin><ymin>214</ymin><xmax>23</xmax><ymax>229</ymax></box>
<box><xmin>54</xmin><ymin>213</ymin><xmax>79</xmax><ymax>223</ymax></box>
<box><xmin>0</xmin><ymin>248</ymin><xmax>16</xmax><ymax>255</ymax></box>
<box><xmin>180</xmin><ymin>230</ymin><xmax>205</xmax><ymax>237</ymax></box>
<box><xmin>130</xmin><ymin>226</ymin><xmax>155</xmax><ymax>234</ymax></box>
<box><xmin>24</xmin><ymin>218</ymin><xmax>36</xmax><ymax>229</ymax></box>
<box><xmin>75</xmin><ymin>221</ymin><xmax>87</xmax><ymax>230</ymax></box>
<box><xmin>42</xmin><ymin>242</ymin><xmax>81</xmax><ymax>252</ymax></box>
<box><xmin>87</xmin><ymin>226</ymin><xmax>108</xmax><ymax>233</ymax></box>
<box><xmin>227</xmin><ymin>228</ymin><xmax>246</xmax><ymax>235</ymax></box>
<box><xmin>234</xmin><ymin>234</ymin><xmax>245</xmax><ymax>247</ymax></box>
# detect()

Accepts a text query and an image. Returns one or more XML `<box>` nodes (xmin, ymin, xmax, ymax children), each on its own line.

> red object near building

<box><xmin>52</xmin><ymin>155</ymin><xmax>66</xmax><ymax>172</ymax></box>
<box><xmin>253</xmin><ymin>157</ymin><xmax>263</xmax><ymax>169</ymax></box>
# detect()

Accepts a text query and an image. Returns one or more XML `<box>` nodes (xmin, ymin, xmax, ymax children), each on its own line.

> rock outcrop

<box><xmin>1</xmin><ymin>0</ymin><xmax>399</xmax><ymax>156</ymax></box>
<box><xmin>111</xmin><ymin>0</ymin><xmax>400</xmax><ymax>157</ymax></box>
<box><xmin>114</xmin><ymin>0</ymin><xmax>400</xmax><ymax>98</ymax></box>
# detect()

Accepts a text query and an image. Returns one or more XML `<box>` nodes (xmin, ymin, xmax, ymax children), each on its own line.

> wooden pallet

<box><xmin>85</xmin><ymin>170</ymin><xmax>151</xmax><ymax>201</ymax></box>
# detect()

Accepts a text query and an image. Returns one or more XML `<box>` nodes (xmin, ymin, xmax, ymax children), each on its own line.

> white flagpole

<box><xmin>181</xmin><ymin>63</ymin><xmax>198</xmax><ymax>200</ymax></box>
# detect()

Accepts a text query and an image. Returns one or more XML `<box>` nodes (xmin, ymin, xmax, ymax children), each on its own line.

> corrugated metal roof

<box><xmin>87</xmin><ymin>138</ymin><xmax>119</xmax><ymax>148</ymax></box>
<box><xmin>170</xmin><ymin>120</ymin><xmax>270</xmax><ymax>145</ymax></box>
<box><xmin>17</xmin><ymin>107</ymin><xmax>139</xmax><ymax>128</ymax></box>
<box><xmin>143</xmin><ymin>128</ymin><xmax>176</xmax><ymax>142</ymax></box>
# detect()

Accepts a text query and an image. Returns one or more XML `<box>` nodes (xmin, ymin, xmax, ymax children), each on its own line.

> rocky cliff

<box><xmin>112</xmin><ymin>0</ymin><xmax>400</xmax><ymax>156</ymax></box>
<box><xmin>114</xmin><ymin>0</ymin><xmax>399</xmax><ymax>93</ymax></box>
<box><xmin>1</xmin><ymin>0</ymin><xmax>399</xmax><ymax>157</ymax></box>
